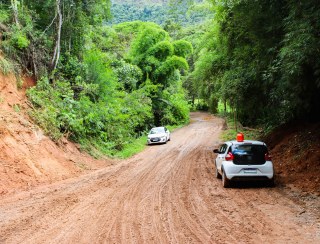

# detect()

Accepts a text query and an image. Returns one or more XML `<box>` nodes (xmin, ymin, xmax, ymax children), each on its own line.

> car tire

<box><xmin>215</xmin><ymin>163</ymin><xmax>221</xmax><ymax>179</ymax></box>
<box><xmin>267</xmin><ymin>177</ymin><xmax>275</xmax><ymax>187</ymax></box>
<box><xmin>222</xmin><ymin>169</ymin><xmax>231</xmax><ymax>188</ymax></box>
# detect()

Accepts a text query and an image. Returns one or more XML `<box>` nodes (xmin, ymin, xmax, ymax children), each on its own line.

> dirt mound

<box><xmin>264</xmin><ymin>121</ymin><xmax>320</xmax><ymax>195</ymax></box>
<box><xmin>0</xmin><ymin>72</ymin><xmax>113</xmax><ymax>195</ymax></box>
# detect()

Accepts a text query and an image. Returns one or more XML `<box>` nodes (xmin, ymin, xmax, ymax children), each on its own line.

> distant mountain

<box><xmin>111</xmin><ymin>0</ymin><xmax>169</xmax><ymax>6</ymax></box>
<box><xmin>109</xmin><ymin>0</ymin><xmax>210</xmax><ymax>26</ymax></box>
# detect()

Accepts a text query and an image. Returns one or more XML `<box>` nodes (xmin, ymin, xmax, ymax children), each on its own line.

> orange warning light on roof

<box><xmin>237</xmin><ymin>132</ymin><xmax>244</xmax><ymax>142</ymax></box>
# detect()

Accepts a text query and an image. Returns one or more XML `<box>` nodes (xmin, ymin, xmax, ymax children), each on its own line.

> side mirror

<box><xmin>213</xmin><ymin>149</ymin><xmax>220</xmax><ymax>153</ymax></box>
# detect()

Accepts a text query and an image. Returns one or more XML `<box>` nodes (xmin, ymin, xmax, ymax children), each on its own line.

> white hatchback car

<box><xmin>213</xmin><ymin>134</ymin><xmax>274</xmax><ymax>188</ymax></box>
<box><xmin>147</xmin><ymin>127</ymin><xmax>170</xmax><ymax>145</ymax></box>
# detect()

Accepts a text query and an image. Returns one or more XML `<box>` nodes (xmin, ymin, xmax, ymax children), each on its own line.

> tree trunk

<box><xmin>50</xmin><ymin>0</ymin><xmax>63</xmax><ymax>73</ymax></box>
<box><xmin>0</xmin><ymin>23</ymin><xmax>9</xmax><ymax>43</ymax></box>
<box><xmin>11</xmin><ymin>0</ymin><xmax>20</xmax><ymax>27</ymax></box>
<box><xmin>233</xmin><ymin>107</ymin><xmax>237</xmax><ymax>132</ymax></box>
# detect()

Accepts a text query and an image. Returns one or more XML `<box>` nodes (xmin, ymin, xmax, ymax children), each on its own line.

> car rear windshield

<box><xmin>231</xmin><ymin>144</ymin><xmax>268</xmax><ymax>165</ymax></box>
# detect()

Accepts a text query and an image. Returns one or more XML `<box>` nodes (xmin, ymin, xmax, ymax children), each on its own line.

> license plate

<box><xmin>244</xmin><ymin>168</ymin><xmax>257</xmax><ymax>174</ymax></box>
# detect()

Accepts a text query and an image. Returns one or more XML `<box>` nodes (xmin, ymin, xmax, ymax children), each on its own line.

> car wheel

<box><xmin>222</xmin><ymin>169</ymin><xmax>231</xmax><ymax>188</ymax></box>
<box><xmin>215</xmin><ymin>163</ymin><xmax>221</xmax><ymax>179</ymax></box>
<box><xmin>267</xmin><ymin>177</ymin><xmax>275</xmax><ymax>187</ymax></box>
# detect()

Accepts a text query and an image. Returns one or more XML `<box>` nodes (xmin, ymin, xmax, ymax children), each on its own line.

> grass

<box><xmin>220</xmin><ymin>116</ymin><xmax>262</xmax><ymax>142</ymax></box>
<box><xmin>113</xmin><ymin>135</ymin><xmax>148</xmax><ymax>159</ymax></box>
<box><xmin>0</xmin><ymin>57</ymin><xmax>14</xmax><ymax>75</ymax></box>
<box><xmin>214</xmin><ymin>101</ymin><xmax>262</xmax><ymax>141</ymax></box>
<box><xmin>13</xmin><ymin>104</ymin><xmax>21</xmax><ymax>113</ymax></box>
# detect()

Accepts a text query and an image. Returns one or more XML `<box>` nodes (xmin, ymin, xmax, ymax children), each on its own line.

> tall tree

<box><xmin>50</xmin><ymin>0</ymin><xmax>63</xmax><ymax>72</ymax></box>
<box><xmin>10</xmin><ymin>0</ymin><xmax>20</xmax><ymax>26</ymax></box>
<box><xmin>129</xmin><ymin>23</ymin><xmax>192</xmax><ymax>124</ymax></box>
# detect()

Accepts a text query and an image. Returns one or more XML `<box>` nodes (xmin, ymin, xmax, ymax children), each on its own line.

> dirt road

<box><xmin>0</xmin><ymin>112</ymin><xmax>319</xmax><ymax>243</ymax></box>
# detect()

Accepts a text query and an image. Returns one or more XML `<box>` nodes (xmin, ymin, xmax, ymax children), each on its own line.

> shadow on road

<box><xmin>230</xmin><ymin>181</ymin><xmax>275</xmax><ymax>189</ymax></box>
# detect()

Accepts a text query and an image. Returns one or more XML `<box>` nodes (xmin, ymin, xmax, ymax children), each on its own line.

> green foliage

<box><xmin>13</xmin><ymin>104</ymin><xmax>21</xmax><ymax>112</ymax></box>
<box><xmin>160</xmin><ymin>81</ymin><xmax>190</xmax><ymax>125</ymax></box>
<box><xmin>57</xmin><ymin>54</ymin><xmax>87</xmax><ymax>81</ymax></box>
<box><xmin>1</xmin><ymin>0</ymin><xmax>195</xmax><ymax>157</ymax></box>
<box><xmin>109</xmin><ymin>1</ymin><xmax>210</xmax><ymax>26</ymax></box>
<box><xmin>0</xmin><ymin>57</ymin><xmax>14</xmax><ymax>75</ymax></box>
<box><xmin>27</xmin><ymin>75</ymin><xmax>154</xmax><ymax>152</ymax></box>
<box><xmin>27</xmin><ymin>78</ymin><xmax>65</xmax><ymax>141</ymax></box>
<box><xmin>148</xmin><ymin>41</ymin><xmax>174</xmax><ymax>61</ymax></box>
<box><xmin>220</xmin><ymin>115</ymin><xmax>262</xmax><ymax>142</ymax></box>
<box><xmin>111</xmin><ymin>135</ymin><xmax>147</xmax><ymax>159</ymax></box>
<box><xmin>130</xmin><ymin>25</ymin><xmax>169</xmax><ymax>62</ymax></box>
<box><xmin>112</xmin><ymin>60</ymin><xmax>143</xmax><ymax>91</ymax></box>
<box><xmin>0</xmin><ymin>0</ymin><xmax>112</xmax><ymax>78</ymax></box>
<box><xmin>129</xmin><ymin>23</ymin><xmax>191</xmax><ymax>124</ymax></box>
<box><xmin>172</xmin><ymin>40</ymin><xmax>193</xmax><ymax>58</ymax></box>
<box><xmin>154</xmin><ymin>55</ymin><xmax>189</xmax><ymax>86</ymax></box>
<box><xmin>0</xmin><ymin>9</ymin><xmax>9</xmax><ymax>23</ymax></box>
<box><xmin>189</xmin><ymin>0</ymin><xmax>320</xmax><ymax>128</ymax></box>
<box><xmin>83</xmin><ymin>49</ymin><xmax>117</xmax><ymax>100</ymax></box>
<box><xmin>10</xmin><ymin>29</ymin><xmax>30</xmax><ymax>49</ymax></box>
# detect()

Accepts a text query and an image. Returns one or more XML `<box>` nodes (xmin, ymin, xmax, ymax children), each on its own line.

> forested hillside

<box><xmin>0</xmin><ymin>0</ymin><xmax>193</xmax><ymax>157</ymax></box>
<box><xmin>0</xmin><ymin>0</ymin><xmax>319</xmax><ymax>158</ymax></box>
<box><xmin>186</xmin><ymin>0</ymin><xmax>320</xmax><ymax>127</ymax></box>
<box><xmin>109</xmin><ymin>0</ymin><xmax>211</xmax><ymax>26</ymax></box>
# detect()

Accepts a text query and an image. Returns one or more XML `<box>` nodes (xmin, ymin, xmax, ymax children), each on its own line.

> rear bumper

<box><xmin>223</xmin><ymin>161</ymin><xmax>274</xmax><ymax>180</ymax></box>
<box><xmin>230</xmin><ymin>176</ymin><xmax>272</xmax><ymax>181</ymax></box>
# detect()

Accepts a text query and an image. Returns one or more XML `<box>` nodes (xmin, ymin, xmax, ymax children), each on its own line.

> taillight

<box><xmin>225</xmin><ymin>152</ymin><xmax>234</xmax><ymax>161</ymax></box>
<box><xmin>265</xmin><ymin>153</ymin><xmax>272</xmax><ymax>161</ymax></box>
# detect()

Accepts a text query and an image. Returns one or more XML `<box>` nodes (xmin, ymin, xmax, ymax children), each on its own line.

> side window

<box><xmin>219</xmin><ymin>144</ymin><xmax>227</xmax><ymax>154</ymax></box>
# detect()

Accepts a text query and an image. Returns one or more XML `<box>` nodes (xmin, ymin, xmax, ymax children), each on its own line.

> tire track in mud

<box><xmin>0</xmin><ymin>112</ymin><xmax>319</xmax><ymax>243</ymax></box>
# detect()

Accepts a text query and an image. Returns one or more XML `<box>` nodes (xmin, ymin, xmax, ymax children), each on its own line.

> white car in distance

<box><xmin>147</xmin><ymin>127</ymin><xmax>170</xmax><ymax>145</ymax></box>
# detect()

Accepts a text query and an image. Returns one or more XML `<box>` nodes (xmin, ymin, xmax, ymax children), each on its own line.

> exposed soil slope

<box><xmin>264</xmin><ymin>122</ymin><xmax>320</xmax><ymax>195</ymax></box>
<box><xmin>0</xmin><ymin>72</ymin><xmax>112</xmax><ymax>195</ymax></box>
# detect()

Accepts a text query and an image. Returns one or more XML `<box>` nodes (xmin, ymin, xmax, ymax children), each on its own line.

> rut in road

<box><xmin>0</xmin><ymin>112</ymin><xmax>319</xmax><ymax>243</ymax></box>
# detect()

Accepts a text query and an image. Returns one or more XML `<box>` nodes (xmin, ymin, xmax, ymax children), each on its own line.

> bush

<box><xmin>0</xmin><ymin>57</ymin><xmax>14</xmax><ymax>75</ymax></box>
<box><xmin>27</xmin><ymin>75</ymin><xmax>154</xmax><ymax>155</ymax></box>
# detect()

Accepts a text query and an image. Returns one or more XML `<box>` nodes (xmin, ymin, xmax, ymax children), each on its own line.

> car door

<box><xmin>215</xmin><ymin>144</ymin><xmax>228</xmax><ymax>174</ymax></box>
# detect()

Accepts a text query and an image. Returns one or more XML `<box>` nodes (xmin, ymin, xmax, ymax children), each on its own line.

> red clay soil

<box><xmin>0</xmin><ymin>72</ymin><xmax>113</xmax><ymax>195</ymax></box>
<box><xmin>264</xmin><ymin>121</ymin><xmax>320</xmax><ymax>195</ymax></box>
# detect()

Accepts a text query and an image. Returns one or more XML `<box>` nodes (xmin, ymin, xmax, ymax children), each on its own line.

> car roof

<box><xmin>225</xmin><ymin>140</ymin><xmax>266</xmax><ymax>146</ymax></box>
